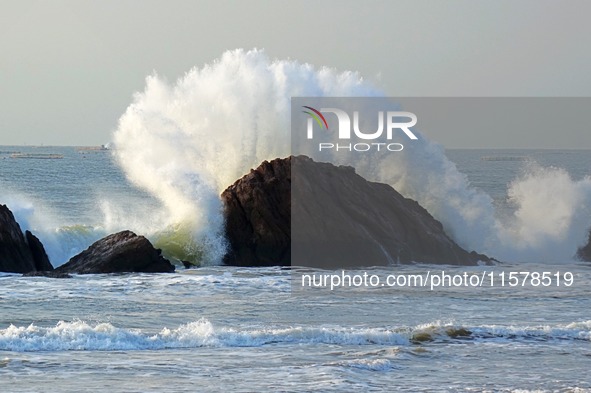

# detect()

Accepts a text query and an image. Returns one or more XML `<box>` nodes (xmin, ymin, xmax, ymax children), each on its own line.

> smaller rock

<box><xmin>469</xmin><ymin>251</ymin><xmax>495</xmax><ymax>265</ymax></box>
<box><xmin>411</xmin><ymin>332</ymin><xmax>434</xmax><ymax>343</ymax></box>
<box><xmin>55</xmin><ymin>230</ymin><xmax>175</xmax><ymax>274</ymax></box>
<box><xmin>446</xmin><ymin>327</ymin><xmax>472</xmax><ymax>339</ymax></box>
<box><xmin>0</xmin><ymin>204</ymin><xmax>53</xmax><ymax>273</ymax></box>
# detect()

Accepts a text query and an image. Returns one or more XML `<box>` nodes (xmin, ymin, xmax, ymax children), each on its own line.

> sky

<box><xmin>0</xmin><ymin>0</ymin><xmax>590</xmax><ymax>148</ymax></box>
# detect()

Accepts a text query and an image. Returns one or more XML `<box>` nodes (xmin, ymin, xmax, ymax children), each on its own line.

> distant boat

<box><xmin>10</xmin><ymin>153</ymin><xmax>64</xmax><ymax>159</ymax></box>
<box><xmin>481</xmin><ymin>156</ymin><xmax>529</xmax><ymax>161</ymax></box>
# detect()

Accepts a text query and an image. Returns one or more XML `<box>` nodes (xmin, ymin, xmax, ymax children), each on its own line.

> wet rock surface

<box><xmin>0</xmin><ymin>204</ymin><xmax>53</xmax><ymax>273</ymax></box>
<box><xmin>55</xmin><ymin>230</ymin><xmax>175</xmax><ymax>274</ymax></box>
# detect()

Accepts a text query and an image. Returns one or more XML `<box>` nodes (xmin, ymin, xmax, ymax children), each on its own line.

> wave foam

<box><xmin>339</xmin><ymin>358</ymin><xmax>398</xmax><ymax>371</ymax></box>
<box><xmin>0</xmin><ymin>319</ymin><xmax>588</xmax><ymax>352</ymax></box>
<box><xmin>0</xmin><ymin>320</ymin><xmax>407</xmax><ymax>352</ymax></box>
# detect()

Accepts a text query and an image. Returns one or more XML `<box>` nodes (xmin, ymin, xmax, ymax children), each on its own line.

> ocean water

<box><xmin>0</xmin><ymin>147</ymin><xmax>590</xmax><ymax>392</ymax></box>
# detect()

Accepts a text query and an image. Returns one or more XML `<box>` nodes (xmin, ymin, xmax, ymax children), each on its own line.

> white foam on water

<box><xmin>0</xmin><ymin>319</ymin><xmax>408</xmax><ymax>352</ymax></box>
<box><xmin>0</xmin><ymin>319</ymin><xmax>588</xmax><ymax>352</ymax></box>
<box><xmin>338</xmin><ymin>358</ymin><xmax>398</xmax><ymax>371</ymax></box>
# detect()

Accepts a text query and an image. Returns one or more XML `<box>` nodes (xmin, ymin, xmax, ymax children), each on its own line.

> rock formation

<box><xmin>55</xmin><ymin>230</ymin><xmax>175</xmax><ymax>274</ymax></box>
<box><xmin>221</xmin><ymin>157</ymin><xmax>291</xmax><ymax>266</ymax></box>
<box><xmin>222</xmin><ymin>156</ymin><xmax>491</xmax><ymax>267</ymax></box>
<box><xmin>0</xmin><ymin>204</ymin><xmax>53</xmax><ymax>273</ymax></box>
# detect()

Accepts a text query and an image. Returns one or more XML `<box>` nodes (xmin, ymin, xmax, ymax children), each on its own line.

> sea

<box><xmin>0</xmin><ymin>146</ymin><xmax>590</xmax><ymax>392</ymax></box>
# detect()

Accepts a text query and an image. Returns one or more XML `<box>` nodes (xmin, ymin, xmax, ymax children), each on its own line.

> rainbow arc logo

<box><xmin>302</xmin><ymin>106</ymin><xmax>328</xmax><ymax>130</ymax></box>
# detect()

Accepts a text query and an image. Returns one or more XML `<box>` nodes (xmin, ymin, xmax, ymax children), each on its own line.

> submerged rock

<box><xmin>0</xmin><ymin>204</ymin><xmax>53</xmax><ymax>273</ymax></box>
<box><xmin>55</xmin><ymin>230</ymin><xmax>175</xmax><ymax>274</ymax></box>
<box><xmin>221</xmin><ymin>156</ymin><xmax>491</xmax><ymax>267</ymax></box>
<box><xmin>181</xmin><ymin>260</ymin><xmax>198</xmax><ymax>269</ymax></box>
<box><xmin>23</xmin><ymin>271</ymin><xmax>72</xmax><ymax>279</ymax></box>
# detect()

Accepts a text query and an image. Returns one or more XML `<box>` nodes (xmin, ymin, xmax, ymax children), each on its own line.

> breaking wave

<box><xmin>112</xmin><ymin>48</ymin><xmax>376</xmax><ymax>265</ymax></box>
<box><xmin>0</xmin><ymin>319</ymin><xmax>588</xmax><ymax>352</ymax></box>
<box><xmin>111</xmin><ymin>48</ymin><xmax>591</xmax><ymax>263</ymax></box>
<box><xmin>3</xmin><ymin>49</ymin><xmax>590</xmax><ymax>264</ymax></box>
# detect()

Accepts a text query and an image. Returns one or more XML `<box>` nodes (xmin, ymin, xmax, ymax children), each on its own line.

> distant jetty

<box><xmin>481</xmin><ymin>156</ymin><xmax>529</xmax><ymax>162</ymax></box>
<box><xmin>10</xmin><ymin>153</ymin><xmax>64</xmax><ymax>159</ymax></box>
<box><xmin>76</xmin><ymin>145</ymin><xmax>110</xmax><ymax>153</ymax></box>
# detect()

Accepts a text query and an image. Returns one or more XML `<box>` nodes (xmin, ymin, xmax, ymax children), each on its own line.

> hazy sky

<box><xmin>1</xmin><ymin>0</ymin><xmax>590</xmax><ymax>148</ymax></box>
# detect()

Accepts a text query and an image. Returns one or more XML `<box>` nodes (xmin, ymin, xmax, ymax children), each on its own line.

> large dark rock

<box><xmin>0</xmin><ymin>204</ymin><xmax>53</xmax><ymax>273</ymax></box>
<box><xmin>222</xmin><ymin>156</ymin><xmax>491</xmax><ymax>267</ymax></box>
<box><xmin>55</xmin><ymin>230</ymin><xmax>175</xmax><ymax>274</ymax></box>
<box><xmin>221</xmin><ymin>157</ymin><xmax>291</xmax><ymax>266</ymax></box>
<box><xmin>577</xmin><ymin>230</ymin><xmax>591</xmax><ymax>261</ymax></box>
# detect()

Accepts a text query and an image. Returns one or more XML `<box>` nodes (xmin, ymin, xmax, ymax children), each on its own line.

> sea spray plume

<box><xmin>113</xmin><ymin>49</ymin><xmax>374</xmax><ymax>264</ymax></box>
<box><xmin>498</xmin><ymin>165</ymin><xmax>591</xmax><ymax>261</ymax></box>
<box><xmin>0</xmin><ymin>193</ymin><xmax>104</xmax><ymax>265</ymax></box>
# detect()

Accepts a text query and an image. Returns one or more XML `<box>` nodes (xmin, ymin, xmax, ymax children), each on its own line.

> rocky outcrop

<box><xmin>25</xmin><ymin>230</ymin><xmax>53</xmax><ymax>271</ymax></box>
<box><xmin>221</xmin><ymin>157</ymin><xmax>291</xmax><ymax>266</ymax></box>
<box><xmin>0</xmin><ymin>204</ymin><xmax>53</xmax><ymax>273</ymax></box>
<box><xmin>577</xmin><ymin>230</ymin><xmax>591</xmax><ymax>261</ymax></box>
<box><xmin>222</xmin><ymin>156</ymin><xmax>491</xmax><ymax>267</ymax></box>
<box><xmin>55</xmin><ymin>230</ymin><xmax>175</xmax><ymax>274</ymax></box>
